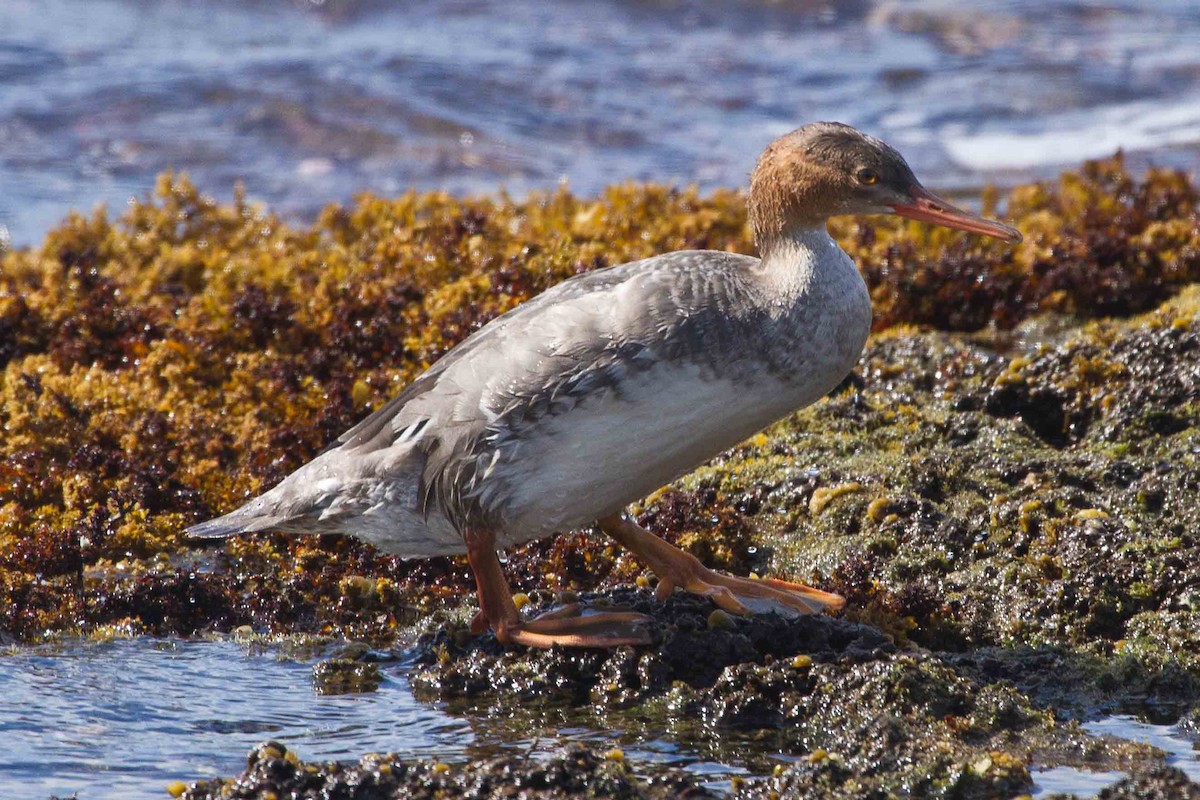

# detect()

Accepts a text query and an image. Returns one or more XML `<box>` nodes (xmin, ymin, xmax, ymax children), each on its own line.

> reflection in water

<box><xmin>1083</xmin><ymin>716</ymin><xmax>1200</xmax><ymax>782</ymax></box>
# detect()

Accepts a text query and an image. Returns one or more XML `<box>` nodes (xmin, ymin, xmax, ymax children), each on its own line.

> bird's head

<box><xmin>748</xmin><ymin>121</ymin><xmax>1021</xmax><ymax>252</ymax></box>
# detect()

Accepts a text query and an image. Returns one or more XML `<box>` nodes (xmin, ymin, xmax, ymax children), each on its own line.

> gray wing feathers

<box><xmin>337</xmin><ymin>252</ymin><xmax>746</xmax><ymax>450</ymax></box>
<box><xmin>410</xmin><ymin>251</ymin><xmax>760</xmax><ymax>525</ymax></box>
<box><xmin>334</xmin><ymin>261</ymin><xmax>637</xmax><ymax>450</ymax></box>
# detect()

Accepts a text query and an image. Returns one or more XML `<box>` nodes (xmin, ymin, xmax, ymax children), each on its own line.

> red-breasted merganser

<box><xmin>189</xmin><ymin>122</ymin><xmax>1021</xmax><ymax>648</ymax></box>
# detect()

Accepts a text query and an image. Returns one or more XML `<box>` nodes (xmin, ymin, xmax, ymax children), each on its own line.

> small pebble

<box><xmin>707</xmin><ymin>609</ymin><xmax>735</xmax><ymax>630</ymax></box>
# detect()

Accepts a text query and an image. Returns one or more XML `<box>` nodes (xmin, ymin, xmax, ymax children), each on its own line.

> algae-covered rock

<box><xmin>410</xmin><ymin>588</ymin><xmax>892</xmax><ymax>709</ymax></box>
<box><xmin>179</xmin><ymin>740</ymin><xmax>718</xmax><ymax>799</ymax></box>
<box><xmin>412</xmin><ymin>589</ymin><xmax>1170</xmax><ymax>797</ymax></box>
<box><xmin>738</xmin><ymin>303</ymin><xmax>1200</xmax><ymax>673</ymax></box>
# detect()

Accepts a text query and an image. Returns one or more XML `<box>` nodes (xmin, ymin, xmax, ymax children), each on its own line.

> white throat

<box><xmin>753</xmin><ymin>224</ymin><xmax>846</xmax><ymax>299</ymax></box>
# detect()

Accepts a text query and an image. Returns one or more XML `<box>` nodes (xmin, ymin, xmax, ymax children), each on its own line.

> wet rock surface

<box><xmin>181</xmin><ymin>740</ymin><xmax>718</xmax><ymax>799</ymax></box>
<box><xmin>411</xmin><ymin>589</ymin><xmax>894</xmax><ymax>707</ymax></box>
<box><xmin>408</xmin><ymin>589</ymin><xmax>1183</xmax><ymax>797</ymax></box>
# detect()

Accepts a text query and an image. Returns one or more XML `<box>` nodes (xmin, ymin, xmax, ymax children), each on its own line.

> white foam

<box><xmin>943</xmin><ymin>95</ymin><xmax>1200</xmax><ymax>170</ymax></box>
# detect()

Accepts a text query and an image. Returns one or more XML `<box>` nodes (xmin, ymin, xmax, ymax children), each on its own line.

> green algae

<box><xmin>406</xmin><ymin>590</ymin><xmax>1186</xmax><ymax>798</ymax></box>
<box><xmin>703</xmin><ymin>303</ymin><xmax>1200</xmax><ymax>665</ymax></box>
<box><xmin>310</xmin><ymin>657</ymin><xmax>384</xmax><ymax>695</ymax></box>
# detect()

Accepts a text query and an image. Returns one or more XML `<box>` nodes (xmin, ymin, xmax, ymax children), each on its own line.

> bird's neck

<box><xmin>753</xmin><ymin>223</ymin><xmax>846</xmax><ymax>298</ymax></box>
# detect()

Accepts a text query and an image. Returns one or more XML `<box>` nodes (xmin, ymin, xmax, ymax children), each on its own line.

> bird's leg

<box><xmin>464</xmin><ymin>528</ymin><xmax>653</xmax><ymax>648</ymax></box>
<box><xmin>597</xmin><ymin>513</ymin><xmax>844</xmax><ymax>617</ymax></box>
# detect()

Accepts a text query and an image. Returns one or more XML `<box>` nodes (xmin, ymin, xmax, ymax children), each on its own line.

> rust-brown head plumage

<box><xmin>748</xmin><ymin>122</ymin><xmax>919</xmax><ymax>250</ymax></box>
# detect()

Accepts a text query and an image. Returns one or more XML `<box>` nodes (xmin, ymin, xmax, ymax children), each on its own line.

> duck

<box><xmin>189</xmin><ymin>122</ymin><xmax>1021</xmax><ymax>648</ymax></box>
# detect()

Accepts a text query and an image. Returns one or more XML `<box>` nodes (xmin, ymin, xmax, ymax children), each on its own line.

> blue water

<box><xmin>0</xmin><ymin>639</ymin><xmax>743</xmax><ymax>800</ymax></box>
<box><xmin>2</xmin><ymin>640</ymin><xmax>1196</xmax><ymax>799</ymax></box>
<box><xmin>1031</xmin><ymin>766</ymin><xmax>1129</xmax><ymax>799</ymax></box>
<box><xmin>2</xmin><ymin>0</ymin><xmax>1200</xmax><ymax>247</ymax></box>
<box><xmin>0</xmin><ymin>640</ymin><xmax>466</xmax><ymax>799</ymax></box>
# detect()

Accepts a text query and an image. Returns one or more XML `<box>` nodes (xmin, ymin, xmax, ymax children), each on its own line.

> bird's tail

<box><xmin>185</xmin><ymin>505</ymin><xmax>294</xmax><ymax>539</ymax></box>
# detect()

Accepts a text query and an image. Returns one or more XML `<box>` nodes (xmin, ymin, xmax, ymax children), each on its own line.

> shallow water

<box><xmin>3</xmin><ymin>0</ymin><xmax>1200</xmax><ymax>247</ymax></box>
<box><xmin>0</xmin><ymin>639</ymin><xmax>741</xmax><ymax>800</ymax></box>
<box><xmin>1082</xmin><ymin>716</ymin><xmax>1200</xmax><ymax>782</ymax></box>
<box><xmin>0</xmin><ymin>640</ymin><xmax>463</xmax><ymax>799</ymax></box>
<box><xmin>3</xmin><ymin>640</ymin><xmax>1198</xmax><ymax>799</ymax></box>
<box><xmin>1029</xmin><ymin>715</ymin><xmax>1200</xmax><ymax>798</ymax></box>
<box><xmin>1030</xmin><ymin>766</ymin><xmax>1129</xmax><ymax>799</ymax></box>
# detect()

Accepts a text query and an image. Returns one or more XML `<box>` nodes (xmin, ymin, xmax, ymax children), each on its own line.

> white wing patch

<box><xmin>394</xmin><ymin>418</ymin><xmax>430</xmax><ymax>444</ymax></box>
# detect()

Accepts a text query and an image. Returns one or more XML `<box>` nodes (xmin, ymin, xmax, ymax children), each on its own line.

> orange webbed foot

<box><xmin>599</xmin><ymin>513</ymin><xmax>843</xmax><ymax>618</ymax></box>
<box><xmin>499</xmin><ymin>603</ymin><xmax>653</xmax><ymax>649</ymax></box>
<box><xmin>466</xmin><ymin>529</ymin><xmax>653</xmax><ymax>649</ymax></box>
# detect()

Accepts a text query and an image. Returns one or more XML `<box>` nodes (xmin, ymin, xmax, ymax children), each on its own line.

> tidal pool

<box><xmin>0</xmin><ymin>639</ymin><xmax>742</xmax><ymax>800</ymax></box>
<box><xmin>0</xmin><ymin>639</ymin><xmax>465</xmax><ymax>799</ymax></box>
<box><xmin>1081</xmin><ymin>716</ymin><xmax>1200</xmax><ymax>782</ymax></box>
<box><xmin>1029</xmin><ymin>716</ymin><xmax>1200</xmax><ymax>798</ymax></box>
